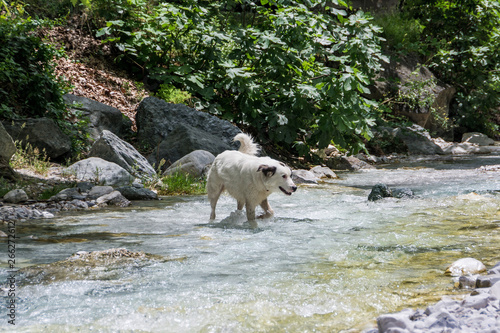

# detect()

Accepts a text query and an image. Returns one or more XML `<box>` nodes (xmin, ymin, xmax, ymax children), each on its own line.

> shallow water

<box><xmin>2</xmin><ymin>157</ymin><xmax>500</xmax><ymax>332</ymax></box>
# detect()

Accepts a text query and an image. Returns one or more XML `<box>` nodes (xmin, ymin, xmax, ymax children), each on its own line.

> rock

<box><xmin>49</xmin><ymin>188</ymin><xmax>85</xmax><ymax>201</ymax></box>
<box><xmin>458</xmin><ymin>275</ymin><xmax>478</xmax><ymax>289</ymax></box>
<box><xmin>136</xmin><ymin>97</ymin><xmax>241</xmax><ymax>163</ymax></box>
<box><xmin>89</xmin><ymin>130</ymin><xmax>156</xmax><ymax>179</ymax></box>
<box><xmin>116</xmin><ymin>186</ymin><xmax>158</xmax><ymax>200</ymax></box>
<box><xmin>2</xmin><ymin>118</ymin><xmax>72</xmax><ymax>160</ymax></box>
<box><xmin>66</xmin><ymin>157</ymin><xmax>134</xmax><ymax>186</ymax></box>
<box><xmin>488</xmin><ymin>262</ymin><xmax>500</xmax><ymax>275</ymax></box>
<box><xmin>310</xmin><ymin>166</ymin><xmax>337</xmax><ymax>179</ymax></box>
<box><xmin>377</xmin><ymin>309</ymin><xmax>415</xmax><ymax>332</ymax></box>
<box><xmin>461</xmin><ymin>293</ymin><xmax>492</xmax><ymax>309</ymax></box>
<box><xmin>462</xmin><ymin>132</ymin><xmax>495</xmax><ymax>146</ymax></box>
<box><xmin>395</xmin><ymin>125</ymin><xmax>446</xmax><ymax>155</ymax></box>
<box><xmin>445</xmin><ymin>258</ymin><xmax>487</xmax><ymax>276</ymax></box>
<box><xmin>19</xmin><ymin>248</ymin><xmax>167</xmax><ymax>283</ymax></box>
<box><xmin>326</xmin><ymin>155</ymin><xmax>375</xmax><ymax>171</ymax></box>
<box><xmin>87</xmin><ymin>185</ymin><xmax>114</xmax><ymax>200</ymax></box>
<box><xmin>490</xmin><ymin>281</ymin><xmax>500</xmax><ymax>299</ymax></box>
<box><xmin>3</xmin><ymin>189</ymin><xmax>29</xmax><ymax>204</ymax></box>
<box><xmin>148</xmin><ymin>124</ymin><xmax>233</xmax><ymax>169</ymax></box>
<box><xmin>95</xmin><ymin>191</ymin><xmax>131</xmax><ymax>207</ymax></box>
<box><xmin>0</xmin><ymin>122</ymin><xmax>16</xmax><ymax>161</ymax></box>
<box><xmin>163</xmin><ymin>150</ymin><xmax>215</xmax><ymax>178</ymax></box>
<box><xmin>476</xmin><ymin>274</ymin><xmax>500</xmax><ymax>288</ymax></box>
<box><xmin>392</xmin><ymin>188</ymin><xmax>415</xmax><ymax>199</ymax></box>
<box><xmin>63</xmin><ymin>94</ymin><xmax>133</xmax><ymax>141</ymax></box>
<box><xmin>291</xmin><ymin>169</ymin><xmax>319</xmax><ymax>184</ymax></box>
<box><xmin>368</xmin><ymin>184</ymin><xmax>392</xmax><ymax>201</ymax></box>
<box><xmin>368</xmin><ymin>55</ymin><xmax>456</xmax><ymax>139</ymax></box>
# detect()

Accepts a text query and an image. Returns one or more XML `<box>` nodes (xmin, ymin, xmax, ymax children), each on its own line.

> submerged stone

<box><xmin>19</xmin><ymin>248</ymin><xmax>179</xmax><ymax>283</ymax></box>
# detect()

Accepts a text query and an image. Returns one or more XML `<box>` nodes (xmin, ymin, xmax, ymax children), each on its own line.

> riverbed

<box><xmin>2</xmin><ymin>156</ymin><xmax>500</xmax><ymax>332</ymax></box>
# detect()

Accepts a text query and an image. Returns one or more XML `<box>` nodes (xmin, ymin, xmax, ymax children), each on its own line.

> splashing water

<box><xmin>2</xmin><ymin>157</ymin><xmax>500</xmax><ymax>332</ymax></box>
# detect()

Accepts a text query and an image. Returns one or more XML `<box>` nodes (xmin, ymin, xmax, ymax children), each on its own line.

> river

<box><xmin>2</xmin><ymin>156</ymin><xmax>500</xmax><ymax>332</ymax></box>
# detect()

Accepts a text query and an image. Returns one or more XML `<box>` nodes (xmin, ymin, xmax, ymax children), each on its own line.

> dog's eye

<box><xmin>282</xmin><ymin>175</ymin><xmax>287</xmax><ymax>179</ymax></box>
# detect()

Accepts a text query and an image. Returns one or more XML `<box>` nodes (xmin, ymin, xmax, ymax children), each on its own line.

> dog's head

<box><xmin>258</xmin><ymin>162</ymin><xmax>297</xmax><ymax>195</ymax></box>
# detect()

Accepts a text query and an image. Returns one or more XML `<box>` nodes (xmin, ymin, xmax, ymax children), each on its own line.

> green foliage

<box><xmin>0</xmin><ymin>3</ymin><xmax>91</xmax><ymax>157</ymax></box>
<box><xmin>372</xmin><ymin>11</ymin><xmax>423</xmax><ymax>54</ymax></box>
<box><xmin>0</xmin><ymin>5</ymin><xmax>68</xmax><ymax>121</ymax></box>
<box><xmin>404</xmin><ymin>0</ymin><xmax>500</xmax><ymax>137</ymax></box>
<box><xmin>155</xmin><ymin>84</ymin><xmax>192</xmax><ymax>105</ymax></box>
<box><xmin>10</xmin><ymin>140</ymin><xmax>52</xmax><ymax>176</ymax></box>
<box><xmin>97</xmin><ymin>0</ymin><xmax>388</xmax><ymax>155</ymax></box>
<box><xmin>158</xmin><ymin>171</ymin><xmax>206</xmax><ymax>196</ymax></box>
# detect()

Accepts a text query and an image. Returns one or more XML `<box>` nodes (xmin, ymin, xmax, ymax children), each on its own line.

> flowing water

<box><xmin>2</xmin><ymin>156</ymin><xmax>500</xmax><ymax>332</ymax></box>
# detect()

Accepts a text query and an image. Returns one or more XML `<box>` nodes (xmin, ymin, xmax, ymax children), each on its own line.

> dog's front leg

<box><xmin>245</xmin><ymin>204</ymin><xmax>256</xmax><ymax>221</ymax></box>
<box><xmin>258</xmin><ymin>199</ymin><xmax>274</xmax><ymax>219</ymax></box>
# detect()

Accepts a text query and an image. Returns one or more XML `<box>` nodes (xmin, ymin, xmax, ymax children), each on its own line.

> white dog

<box><xmin>207</xmin><ymin>133</ymin><xmax>297</xmax><ymax>222</ymax></box>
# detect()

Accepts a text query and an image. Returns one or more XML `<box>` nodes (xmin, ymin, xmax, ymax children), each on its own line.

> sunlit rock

<box><xmin>445</xmin><ymin>258</ymin><xmax>487</xmax><ymax>276</ymax></box>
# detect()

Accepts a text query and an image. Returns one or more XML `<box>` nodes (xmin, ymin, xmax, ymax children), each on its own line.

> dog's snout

<box><xmin>291</xmin><ymin>185</ymin><xmax>297</xmax><ymax>192</ymax></box>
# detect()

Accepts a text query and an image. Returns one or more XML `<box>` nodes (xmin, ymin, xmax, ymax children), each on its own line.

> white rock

<box><xmin>445</xmin><ymin>258</ymin><xmax>487</xmax><ymax>276</ymax></box>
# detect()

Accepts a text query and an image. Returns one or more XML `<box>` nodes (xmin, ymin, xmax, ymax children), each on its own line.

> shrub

<box><xmin>97</xmin><ymin>0</ymin><xmax>388</xmax><ymax>156</ymax></box>
<box><xmin>404</xmin><ymin>0</ymin><xmax>500</xmax><ymax>138</ymax></box>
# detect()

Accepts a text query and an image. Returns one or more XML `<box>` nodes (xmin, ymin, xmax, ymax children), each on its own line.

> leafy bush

<box><xmin>404</xmin><ymin>0</ymin><xmax>500</xmax><ymax>137</ymax></box>
<box><xmin>158</xmin><ymin>172</ymin><xmax>206</xmax><ymax>196</ymax></box>
<box><xmin>0</xmin><ymin>3</ymin><xmax>90</xmax><ymax>157</ymax></box>
<box><xmin>155</xmin><ymin>84</ymin><xmax>192</xmax><ymax>105</ymax></box>
<box><xmin>97</xmin><ymin>0</ymin><xmax>388</xmax><ymax>156</ymax></box>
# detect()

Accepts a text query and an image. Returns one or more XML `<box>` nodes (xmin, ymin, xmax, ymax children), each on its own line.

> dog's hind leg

<box><xmin>208</xmin><ymin>184</ymin><xmax>224</xmax><ymax>220</ymax></box>
<box><xmin>258</xmin><ymin>199</ymin><xmax>274</xmax><ymax>219</ymax></box>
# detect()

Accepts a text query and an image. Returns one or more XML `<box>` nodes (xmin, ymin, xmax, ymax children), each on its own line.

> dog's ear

<box><xmin>257</xmin><ymin>164</ymin><xmax>276</xmax><ymax>177</ymax></box>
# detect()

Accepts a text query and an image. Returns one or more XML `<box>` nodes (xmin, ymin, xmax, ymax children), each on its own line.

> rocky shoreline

<box><xmin>367</xmin><ymin>260</ymin><xmax>500</xmax><ymax>333</ymax></box>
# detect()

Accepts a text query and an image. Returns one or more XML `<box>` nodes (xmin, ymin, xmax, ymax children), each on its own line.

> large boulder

<box><xmin>0</xmin><ymin>122</ymin><xmax>17</xmax><ymax>180</ymax></box>
<box><xmin>89</xmin><ymin>130</ymin><xmax>156</xmax><ymax>179</ymax></box>
<box><xmin>462</xmin><ymin>132</ymin><xmax>495</xmax><ymax>146</ymax></box>
<box><xmin>66</xmin><ymin>157</ymin><xmax>134</xmax><ymax>186</ymax></box>
<box><xmin>163</xmin><ymin>150</ymin><xmax>215</xmax><ymax>178</ymax></box>
<box><xmin>368</xmin><ymin>55</ymin><xmax>456</xmax><ymax>139</ymax></box>
<box><xmin>63</xmin><ymin>94</ymin><xmax>133</xmax><ymax>141</ymax></box>
<box><xmin>2</xmin><ymin>118</ymin><xmax>72</xmax><ymax>160</ymax></box>
<box><xmin>136</xmin><ymin>97</ymin><xmax>241</xmax><ymax>166</ymax></box>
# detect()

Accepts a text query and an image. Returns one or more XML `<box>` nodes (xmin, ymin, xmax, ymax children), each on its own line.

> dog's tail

<box><xmin>234</xmin><ymin>133</ymin><xmax>259</xmax><ymax>156</ymax></box>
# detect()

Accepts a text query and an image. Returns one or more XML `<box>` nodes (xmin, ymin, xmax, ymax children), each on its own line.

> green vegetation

<box><xmin>1</xmin><ymin>0</ymin><xmax>499</xmax><ymax>161</ymax></box>
<box><xmin>10</xmin><ymin>140</ymin><xmax>52</xmax><ymax>176</ymax></box>
<box><xmin>157</xmin><ymin>171</ymin><xmax>206</xmax><ymax>196</ymax></box>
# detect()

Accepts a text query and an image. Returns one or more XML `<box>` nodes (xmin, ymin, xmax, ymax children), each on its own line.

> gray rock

<box><xmin>49</xmin><ymin>188</ymin><xmax>85</xmax><ymax>201</ymax></box>
<box><xmin>116</xmin><ymin>186</ymin><xmax>158</xmax><ymax>200</ymax></box>
<box><xmin>66</xmin><ymin>157</ymin><xmax>134</xmax><ymax>186</ymax></box>
<box><xmin>136</xmin><ymin>97</ymin><xmax>241</xmax><ymax>162</ymax></box>
<box><xmin>63</xmin><ymin>94</ymin><xmax>133</xmax><ymax>141</ymax></box>
<box><xmin>368</xmin><ymin>184</ymin><xmax>393</xmax><ymax>201</ymax></box>
<box><xmin>2</xmin><ymin>118</ymin><xmax>71</xmax><ymax>160</ymax></box>
<box><xmin>292</xmin><ymin>169</ymin><xmax>319</xmax><ymax>184</ymax></box>
<box><xmin>310</xmin><ymin>166</ymin><xmax>337</xmax><ymax>179</ymax></box>
<box><xmin>458</xmin><ymin>275</ymin><xmax>478</xmax><ymax>289</ymax></box>
<box><xmin>395</xmin><ymin>125</ymin><xmax>445</xmax><ymax>155</ymax></box>
<box><xmin>163</xmin><ymin>150</ymin><xmax>215</xmax><ymax>178</ymax></box>
<box><xmin>476</xmin><ymin>274</ymin><xmax>500</xmax><ymax>288</ymax></box>
<box><xmin>490</xmin><ymin>281</ymin><xmax>500</xmax><ymax>299</ymax></box>
<box><xmin>377</xmin><ymin>309</ymin><xmax>414</xmax><ymax>332</ymax></box>
<box><xmin>95</xmin><ymin>191</ymin><xmax>131</xmax><ymax>207</ymax></box>
<box><xmin>89</xmin><ymin>130</ymin><xmax>156</xmax><ymax>179</ymax></box>
<box><xmin>148</xmin><ymin>124</ymin><xmax>233</xmax><ymax>169</ymax></box>
<box><xmin>3</xmin><ymin>189</ymin><xmax>28</xmax><ymax>203</ymax></box>
<box><xmin>392</xmin><ymin>188</ymin><xmax>415</xmax><ymax>199</ymax></box>
<box><xmin>87</xmin><ymin>185</ymin><xmax>114</xmax><ymax>200</ymax></box>
<box><xmin>461</xmin><ymin>293</ymin><xmax>492</xmax><ymax>309</ymax></box>
<box><xmin>462</xmin><ymin>132</ymin><xmax>495</xmax><ymax>146</ymax></box>
<box><xmin>326</xmin><ymin>155</ymin><xmax>375</xmax><ymax>171</ymax></box>
<box><xmin>0</xmin><ymin>122</ymin><xmax>16</xmax><ymax>161</ymax></box>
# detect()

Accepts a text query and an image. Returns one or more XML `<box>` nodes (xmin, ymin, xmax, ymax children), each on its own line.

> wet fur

<box><xmin>207</xmin><ymin>133</ymin><xmax>297</xmax><ymax>221</ymax></box>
